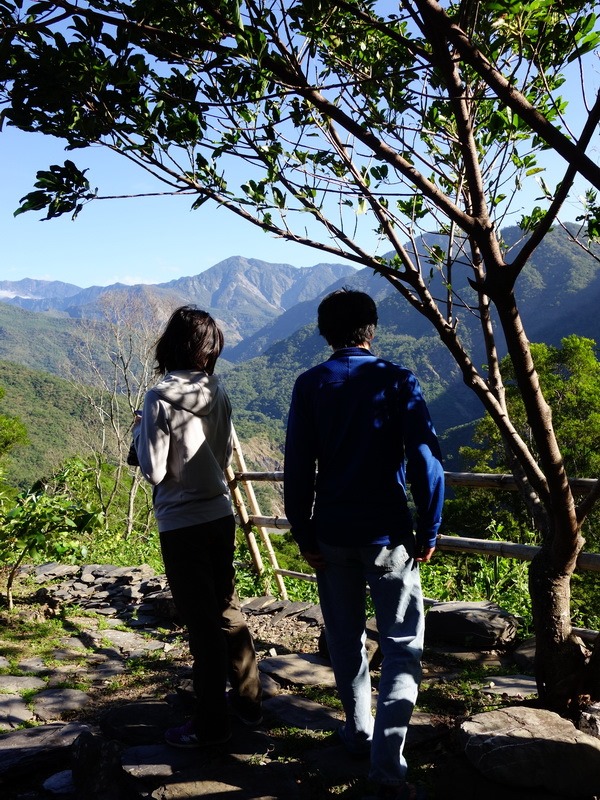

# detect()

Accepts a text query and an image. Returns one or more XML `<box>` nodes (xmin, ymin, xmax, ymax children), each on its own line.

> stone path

<box><xmin>1</xmin><ymin>563</ymin><xmax>598</xmax><ymax>800</ymax></box>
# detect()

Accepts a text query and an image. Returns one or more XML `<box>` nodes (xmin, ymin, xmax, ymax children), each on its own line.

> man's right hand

<box><xmin>415</xmin><ymin>544</ymin><xmax>436</xmax><ymax>563</ymax></box>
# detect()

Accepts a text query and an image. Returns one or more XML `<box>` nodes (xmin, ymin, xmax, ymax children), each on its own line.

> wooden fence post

<box><xmin>230</xmin><ymin>427</ymin><xmax>288</xmax><ymax>600</ymax></box>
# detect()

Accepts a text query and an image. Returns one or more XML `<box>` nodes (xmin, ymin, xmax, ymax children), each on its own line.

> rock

<box><xmin>33</xmin><ymin>688</ymin><xmax>91</xmax><ymax>722</ymax></box>
<box><xmin>241</xmin><ymin>596</ymin><xmax>278</xmax><ymax>612</ymax></box>
<box><xmin>579</xmin><ymin>702</ymin><xmax>600</xmax><ymax>739</ymax></box>
<box><xmin>458</xmin><ymin>706</ymin><xmax>600</xmax><ymax>796</ymax></box>
<box><xmin>262</xmin><ymin>694</ymin><xmax>341</xmax><ymax>731</ymax></box>
<box><xmin>100</xmin><ymin>700</ymin><xmax>175</xmax><ymax>745</ymax></box>
<box><xmin>512</xmin><ymin>636</ymin><xmax>537</xmax><ymax>670</ymax></box>
<box><xmin>406</xmin><ymin>710</ymin><xmax>448</xmax><ymax>748</ymax></box>
<box><xmin>0</xmin><ymin>694</ymin><xmax>35</xmax><ymax>729</ymax></box>
<box><xmin>0</xmin><ymin>722</ymin><xmax>90</xmax><ymax>779</ymax></box>
<box><xmin>0</xmin><ymin>675</ymin><xmax>46</xmax><ymax>692</ymax></box>
<box><xmin>121</xmin><ymin>743</ymin><xmax>204</xmax><ymax>780</ymax></box>
<box><xmin>143</xmin><ymin>760</ymin><xmax>302</xmax><ymax>799</ymax></box>
<box><xmin>424</xmin><ymin>645</ymin><xmax>506</xmax><ymax>666</ymax></box>
<box><xmin>270</xmin><ymin>601</ymin><xmax>314</xmax><ymax>623</ymax></box>
<box><xmin>425</xmin><ymin>600</ymin><xmax>519</xmax><ymax>647</ymax></box>
<box><xmin>43</xmin><ymin>769</ymin><xmax>75</xmax><ymax>795</ymax></box>
<box><xmin>71</xmin><ymin>729</ymin><xmax>132</xmax><ymax>800</ymax></box>
<box><xmin>100</xmin><ymin>628</ymin><xmax>165</xmax><ymax>657</ymax></box>
<box><xmin>32</xmin><ymin>563</ymin><xmax>80</xmax><ymax>583</ymax></box>
<box><xmin>479</xmin><ymin>674</ymin><xmax>537</xmax><ymax>698</ymax></box>
<box><xmin>297</xmin><ymin>605</ymin><xmax>324</xmax><ymax>626</ymax></box>
<box><xmin>301</xmin><ymin>739</ymin><xmax>371</xmax><ymax>781</ymax></box>
<box><xmin>259</xmin><ymin>653</ymin><xmax>335</xmax><ymax>687</ymax></box>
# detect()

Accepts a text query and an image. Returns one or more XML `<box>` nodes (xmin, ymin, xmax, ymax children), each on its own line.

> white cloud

<box><xmin>0</xmin><ymin>290</ymin><xmax>40</xmax><ymax>299</ymax></box>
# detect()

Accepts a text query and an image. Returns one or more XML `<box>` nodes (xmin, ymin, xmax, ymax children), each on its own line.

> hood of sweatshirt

<box><xmin>151</xmin><ymin>370</ymin><xmax>224</xmax><ymax>416</ymax></box>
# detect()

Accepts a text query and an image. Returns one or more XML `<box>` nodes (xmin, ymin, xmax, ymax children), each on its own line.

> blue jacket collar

<box><xmin>329</xmin><ymin>346</ymin><xmax>373</xmax><ymax>360</ymax></box>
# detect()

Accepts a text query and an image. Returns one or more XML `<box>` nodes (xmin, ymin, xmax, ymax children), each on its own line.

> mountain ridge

<box><xmin>0</xmin><ymin>257</ymin><xmax>356</xmax><ymax>346</ymax></box>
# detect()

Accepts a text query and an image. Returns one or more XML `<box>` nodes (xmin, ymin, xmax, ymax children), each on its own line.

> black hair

<box><xmin>154</xmin><ymin>306</ymin><xmax>224</xmax><ymax>375</ymax></box>
<box><xmin>317</xmin><ymin>288</ymin><xmax>378</xmax><ymax>348</ymax></box>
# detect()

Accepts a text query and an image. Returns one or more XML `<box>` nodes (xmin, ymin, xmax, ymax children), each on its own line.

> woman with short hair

<box><xmin>134</xmin><ymin>305</ymin><xmax>262</xmax><ymax>748</ymax></box>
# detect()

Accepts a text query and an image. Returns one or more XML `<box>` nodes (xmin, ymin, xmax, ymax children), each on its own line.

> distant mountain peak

<box><xmin>0</xmin><ymin>256</ymin><xmax>356</xmax><ymax>345</ymax></box>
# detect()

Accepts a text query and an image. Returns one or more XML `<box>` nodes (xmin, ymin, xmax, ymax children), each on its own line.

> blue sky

<box><xmin>2</xmin><ymin>126</ymin><xmax>335</xmax><ymax>289</ymax></box>
<box><xmin>2</xmin><ymin>97</ymin><xmax>597</xmax><ymax>290</ymax></box>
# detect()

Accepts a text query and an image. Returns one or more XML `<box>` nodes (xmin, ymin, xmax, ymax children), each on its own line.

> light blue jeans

<box><xmin>316</xmin><ymin>539</ymin><xmax>424</xmax><ymax>786</ymax></box>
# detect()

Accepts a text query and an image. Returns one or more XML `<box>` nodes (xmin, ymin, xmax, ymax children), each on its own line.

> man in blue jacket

<box><xmin>284</xmin><ymin>289</ymin><xmax>444</xmax><ymax>800</ymax></box>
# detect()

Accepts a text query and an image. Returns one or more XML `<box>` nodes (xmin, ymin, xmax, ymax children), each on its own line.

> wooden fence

<box><xmin>227</xmin><ymin>429</ymin><xmax>600</xmax><ymax>603</ymax></box>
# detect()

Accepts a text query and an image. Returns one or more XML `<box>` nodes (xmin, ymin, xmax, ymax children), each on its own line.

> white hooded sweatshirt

<box><xmin>133</xmin><ymin>370</ymin><xmax>233</xmax><ymax>532</ymax></box>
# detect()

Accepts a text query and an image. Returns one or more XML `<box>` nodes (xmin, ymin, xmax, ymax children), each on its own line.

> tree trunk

<box><xmin>493</xmin><ymin>286</ymin><xmax>592</xmax><ymax>713</ymax></box>
<box><xmin>529</xmin><ymin>544</ymin><xmax>590</xmax><ymax>714</ymax></box>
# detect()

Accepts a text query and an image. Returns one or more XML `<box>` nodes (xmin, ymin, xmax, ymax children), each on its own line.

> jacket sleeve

<box><xmin>402</xmin><ymin>373</ymin><xmax>445</xmax><ymax>549</ymax></box>
<box><xmin>133</xmin><ymin>391</ymin><xmax>171</xmax><ymax>486</ymax></box>
<box><xmin>284</xmin><ymin>377</ymin><xmax>318</xmax><ymax>552</ymax></box>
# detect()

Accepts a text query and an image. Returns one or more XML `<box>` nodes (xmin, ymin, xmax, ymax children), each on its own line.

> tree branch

<box><xmin>415</xmin><ymin>0</ymin><xmax>600</xmax><ymax>190</ymax></box>
<box><xmin>511</xmin><ymin>89</ymin><xmax>600</xmax><ymax>273</ymax></box>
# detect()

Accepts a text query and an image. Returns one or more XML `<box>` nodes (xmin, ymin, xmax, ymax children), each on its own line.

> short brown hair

<box><xmin>155</xmin><ymin>306</ymin><xmax>224</xmax><ymax>375</ymax></box>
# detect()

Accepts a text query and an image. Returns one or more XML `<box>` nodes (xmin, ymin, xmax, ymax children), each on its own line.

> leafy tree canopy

<box><xmin>464</xmin><ymin>335</ymin><xmax>600</xmax><ymax>480</ymax></box>
<box><xmin>446</xmin><ymin>335</ymin><xmax>600</xmax><ymax>540</ymax></box>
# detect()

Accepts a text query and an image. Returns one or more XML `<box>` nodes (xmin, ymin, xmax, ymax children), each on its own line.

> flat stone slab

<box><xmin>100</xmin><ymin>699</ymin><xmax>174</xmax><ymax>745</ymax></box>
<box><xmin>297</xmin><ymin>605</ymin><xmax>324</xmax><ymax>626</ymax></box>
<box><xmin>0</xmin><ymin>722</ymin><xmax>90</xmax><ymax>778</ymax></box>
<box><xmin>87</xmin><ymin>657</ymin><xmax>126</xmax><ymax>684</ymax></box>
<box><xmin>146</xmin><ymin>760</ymin><xmax>303</xmax><ymax>800</ymax></box>
<box><xmin>459</xmin><ymin>706</ymin><xmax>600</xmax><ymax>796</ymax></box>
<box><xmin>259</xmin><ymin>653</ymin><xmax>335</xmax><ymax>687</ymax></box>
<box><xmin>120</xmin><ymin>728</ymin><xmax>272</xmax><ymax>781</ymax></box>
<box><xmin>46</xmin><ymin>664</ymin><xmax>88</xmax><ymax>688</ymax></box>
<box><xmin>270</xmin><ymin>601</ymin><xmax>314</xmax><ymax>623</ymax></box>
<box><xmin>59</xmin><ymin>636</ymin><xmax>88</xmax><ymax>651</ymax></box>
<box><xmin>259</xmin><ymin>671</ymin><xmax>280</xmax><ymax>699</ymax></box>
<box><xmin>122</xmin><ymin>743</ymin><xmax>211</xmax><ymax>779</ymax></box>
<box><xmin>262</xmin><ymin>694</ymin><xmax>341</xmax><ymax>731</ymax></box>
<box><xmin>98</xmin><ymin>628</ymin><xmax>165</xmax><ymax>656</ymax></box>
<box><xmin>43</xmin><ymin>769</ymin><xmax>75</xmax><ymax>794</ymax></box>
<box><xmin>16</xmin><ymin>657</ymin><xmax>48</xmax><ymax>674</ymax></box>
<box><xmin>0</xmin><ymin>675</ymin><xmax>46</xmax><ymax>692</ymax></box>
<box><xmin>425</xmin><ymin>645</ymin><xmax>505</xmax><ymax>666</ymax></box>
<box><xmin>51</xmin><ymin>647</ymin><xmax>89</xmax><ymax>662</ymax></box>
<box><xmin>32</xmin><ymin>688</ymin><xmax>91</xmax><ymax>721</ymax></box>
<box><xmin>32</xmin><ymin>563</ymin><xmax>80</xmax><ymax>582</ymax></box>
<box><xmin>0</xmin><ymin>694</ymin><xmax>35</xmax><ymax>729</ymax></box>
<box><xmin>480</xmin><ymin>674</ymin><xmax>537</xmax><ymax>698</ymax></box>
<box><xmin>512</xmin><ymin>637</ymin><xmax>536</xmax><ymax>670</ymax></box>
<box><xmin>406</xmin><ymin>711</ymin><xmax>445</xmax><ymax>748</ymax></box>
<box><xmin>242</xmin><ymin>596</ymin><xmax>278</xmax><ymax>612</ymax></box>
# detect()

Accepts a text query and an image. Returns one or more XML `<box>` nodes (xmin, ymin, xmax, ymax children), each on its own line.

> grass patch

<box><xmin>299</xmin><ymin>685</ymin><xmax>343</xmax><ymax>710</ymax></box>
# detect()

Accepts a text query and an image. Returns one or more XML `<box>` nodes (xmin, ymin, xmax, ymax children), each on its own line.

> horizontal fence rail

<box><xmin>235</xmin><ymin>470</ymin><xmax>598</xmax><ymax>494</ymax></box>
<box><xmin>234</xmin><ymin>471</ymin><xmax>600</xmax><ymax>574</ymax></box>
<box><xmin>230</xmin><ymin>453</ymin><xmax>600</xmax><ymax>637</ymax></box>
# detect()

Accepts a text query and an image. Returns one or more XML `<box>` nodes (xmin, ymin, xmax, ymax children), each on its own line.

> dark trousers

<box><xmin>159</xmin><ymin>515</ymin><xmax>262</xmax><ymax>734</ymax></box>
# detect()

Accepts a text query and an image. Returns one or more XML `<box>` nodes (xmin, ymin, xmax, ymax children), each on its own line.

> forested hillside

<box><xmin>0</xmin><ymin>361</ymin><xmax>95</xmax><ymax>488</ymax></box>
<box><xmin>0</xmin><ymin>303</ymin><xmax>90</xmax><ymax>380</ymax></box>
